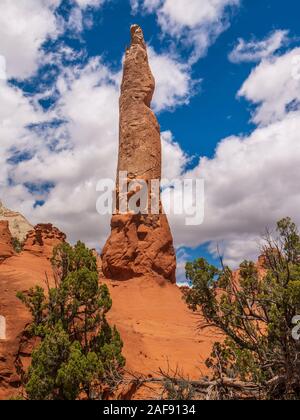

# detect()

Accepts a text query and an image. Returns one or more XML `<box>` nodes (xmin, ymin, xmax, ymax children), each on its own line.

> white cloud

<box><xmin>0</xmin><ymin>75</ymin><xmax>50</xmax><ymax>218</ymax></box>
<box><xmin>6</xmin><ymin>58</ymin><xmax>119</xmax><ymax>248</ymax></box>
<box><xmin>1</xmin><ymin>0</ymin><xmax>299</xmax><ymax>272</ymax></box>
<box><xmin>3</xmin><ymin>45</ymin><xmax>300</xmax><ymax>268</ymax></box>
<box><xmin>131</xmin><ymin>0</ymin><xmax>162</xmax><ymax>13</ymax></box>
<box><xmin>229</xmin><ymin>30</ymin><xmax>289</xmax><ymax>63</ymax></box>
<box><xmin>0</xmin><ymin>56</ymin><xmax>7</xmax><ymax>80</ymax></box>
<box><xmin>161</xmin><ymin>131</ymin><xmax>190</xmax><ymax>179</ymax></box>
<box><xmin>74</xmin><ymin>0</ymin><xmax>106</xmax><ymax>7</ymax></box>
<box><xmin>158</xmin><ymin>0</ymin><xmax>238</xmax><ymax>29</ymax></box>
<box><xmin>0</xmin><ymin>0</ymin><xmax>61</xmax><ymax>79</ymax></box>
<box><xmin>132</xmin><ymin>0</ymin><xmax>240</xmax><ymax>62</ymax></box>
<box><xmin>176</xmin><ymin>248</ymin><xmax>192</xmax><ymax>284</ymax></box>
<box><xmin>70</xmin><ymin>0</ymin><xmax>108</xmax><ymax>31</ymax></box>
<box><xmin>0</xmin><ymin>0</ymin><xmax>109</xmax><ymax>79</ymax></box>
<box><xmin>164</xmin><ymin>110</ymin><xmax>300</xmax><ymax>267</ymax></box>
<box><xmin>7</xmin><ymin>68</ymin><xmax>188</xmax><ymax>247</ymax></box>
<box><xmin>238</xmin><ymin>47</ymin><xmax>300</xmax><ymax>125</ymax></box>
<box><xmin>0</xmin><ymin>4</ymin><xmax>197</xmax><ymax>250</ymax></box>
<box><xmin>4</xmin><ymin>54</ymin><xmax>193</xmax><ymax>248</ymax></box>
<box><xmin>148</xmin><ymin>47</ymin><xmax>196</xmax><ymax>111</ymax></box>
<box><xmin>116</xmin><ymin>45</ymin><xmax>196</xmax><ymax>112</ymax></box>
<box><xmin>163</xmin><ymin>48</ymin><xmax>300</xmax><ymax>266</ymax></box>
<box><xmin>67</xmin><ymin>6</ymin><xmax>85</xmax><ymax>33</ymax></box>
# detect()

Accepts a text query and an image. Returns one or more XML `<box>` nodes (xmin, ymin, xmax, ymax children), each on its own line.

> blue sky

<box><xmin>1</xmin><ymin>0</ymin><xmax>300</xmax><ymax>283</ymax></box>
<box><xmin>49</xmin><ymin>0</ymin><xmax>299</xmax><ymax>156</ymax></box>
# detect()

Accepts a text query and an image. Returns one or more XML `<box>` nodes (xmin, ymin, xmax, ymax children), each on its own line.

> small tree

<box><xmin>185</xmin><ymin>218</ymin><xmax>300</xmax><ymax>400</ymax></box>
<box><xmin>12</xmin><ymin>237</ymin><xmax>23</xmax><ymax>253</ymax></box>
<box><xmin>17</xmin><ymin>241</ymin><xmax>125</xmax><ymax>400</ymax></box>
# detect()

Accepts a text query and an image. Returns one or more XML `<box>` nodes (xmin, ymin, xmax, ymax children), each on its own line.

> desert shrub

<box><xmin>17</xmin><ymin>241</ymin><xmax>125</xmax><ymax>400</ymax></box>
<box><xmin>12</xmin><ymin>237</ymin><xmax>23</xmax><ymax>253</ymax></box>
<box><xmin>185</xmin><ymin>218</ymin><xmax>300</xmax><ymax>400</ymax></box>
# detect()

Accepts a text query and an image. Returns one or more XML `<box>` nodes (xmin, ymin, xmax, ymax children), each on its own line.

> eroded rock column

<box><xmin>101</xmin><ymin>25</ymin><xmax>176</xmax><ymax>282</ymax></box>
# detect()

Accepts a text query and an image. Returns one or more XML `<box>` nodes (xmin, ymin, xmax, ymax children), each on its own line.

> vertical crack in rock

<box><xmin>102</xmin><ymin>25</ymin><xmax>177</xmax><ymax>282</ymax></box>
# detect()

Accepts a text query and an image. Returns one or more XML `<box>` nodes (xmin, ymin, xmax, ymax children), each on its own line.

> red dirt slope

<box><xmin>105</xmin><ymin>276</ymin><xmax>219</xmax><ymax>381</ymax></box>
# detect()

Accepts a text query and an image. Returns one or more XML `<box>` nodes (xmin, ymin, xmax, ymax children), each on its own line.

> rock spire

<box><xmin>102</xmin><ymin>25</ymin><xmax>176</xmax><ymax>282</ymax></box>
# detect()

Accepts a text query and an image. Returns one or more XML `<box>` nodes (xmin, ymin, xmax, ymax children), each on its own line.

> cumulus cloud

<box><xmin>148</xmin><ymin>47</ymin><xmax>197</xmax><ymax>111</ymax></box>
<box><xmin>3</xmin><ymin>43</ymin><xmax>300</xmax><ymax>268</ymax></box>
<box><xmin>163</xmin><ymin>111</ymin><xmax>300</xmax><ymax>266</ymax></box>
<box><xmin>1</xmin><ymin>0</ymin><xmax>300</xmax><ymax>272</ymax></box>
<box><xmin>70</xmin><ymin>0</ymin><xmax>109</xmax><ymax>31</ymax></box>
<box><xmin>0</xmin><ymin>1</ymin><xmax>197</xmax><ymax>251</ymax></box>
<box><xmin>229</xmin><ymin>30</ymin><xmax>289</xmax><ymax>63</ymax></box>
<box><xmin>131</xmin><ymin>0</ymin><xmax>162</xmax><ymax>14</ymax></box>
<box><xmin>238</xmin><ymin>47</ymin><xmax>300</xmax><ymax>125</ymax></box>
<box><xmin>161</xmin><ymin>131</ymin><xmax>190</xmax><ymax>179</ymax></box>
<box><xmin>0</xmin><ymin>0</ymin><xmax>109</xmax><ymax>79</ymax></box>
<box><xmin>0</xmin><ymin>0</ymin><xmax>61</xmax><ymax>79</ymax></box>
<box><xmin>1</xmin><ymin>49</ymin><xmax>192</xmax><ymax>249</ymax></box>
<box><xmin>189</xmin><ymin>112</ymin><xmax>300</xmax><ymax>263</ymax></box>
<box><xmin>131</xmin><ymin>0</ymin><xmax>240</xmax><ymax>62</ymax></box>
<box><xmin>0</xmin><ymin>75</ymin><xmax>52</xmax><ymax>219</ymax></box>
<box><xmin>163</xmin><ymin>47</ymin><xmax>300</xmax><ymax>266</ymax></box>
<box><xmin>5</xmin><ymin>58</ymin><xmax>119</xmax><ymax>248</ymax></box>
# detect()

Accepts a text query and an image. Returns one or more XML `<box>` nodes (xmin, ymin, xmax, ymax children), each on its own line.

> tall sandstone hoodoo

<box><xmin>102</xmin><ymin>25</ymin><xmax>177</xmax><ymax>283</ymax></box>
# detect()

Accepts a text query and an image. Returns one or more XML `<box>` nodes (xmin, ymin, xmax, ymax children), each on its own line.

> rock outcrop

<box><xmin>102</xmin><ymin>25</ymin><xmax>176</xmax><ymax>283</ymax></box>
<box><xmin>0</xmin><ymin>223</ymin><xmax>65</xmax><ymax>399</ymax></box>
<box><xmin>0</xmin><ymin>253</ymin><xmax>55</xmax><ymax>399</ymax></box>
<box><xmin>23</xmin><ymin>224</ymin><xmax>66</xmax><ymax>259</ymax></box>
<box><xmin>0</xmin><ymin>221</ymin><xmax>14</xmax><ymax>262</ymax></box>
<box><xmin>0</xmin><ymin>202</ymin><xmax>33</xmax><ymax>243</ymax></box>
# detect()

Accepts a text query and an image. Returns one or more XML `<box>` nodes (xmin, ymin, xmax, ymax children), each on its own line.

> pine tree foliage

<box><xmin>17</xmin><ymin>241</ymin><xmax>125</xmax><ymax>400</ymax></box>
<box><xmin>185</xmin><ymin>218</ymin><xmax>300</xmax><ymax>400</ymax></box>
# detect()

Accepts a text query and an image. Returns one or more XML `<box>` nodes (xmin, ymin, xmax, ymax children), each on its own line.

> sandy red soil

<box><xmin>0</xmin><ymin>251</ymin><xmax>219</xmax><ymax>400</ymax></box>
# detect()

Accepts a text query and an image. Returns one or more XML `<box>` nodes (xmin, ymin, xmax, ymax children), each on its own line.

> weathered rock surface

<box><xmin>102</xmin><ymin>214</ymin><xmax>176</xmax><ymax>281</ymax></box>
<box><xmin>0</xmin><ymin>224</ymin><xmax>65</xmax><ymax>399</ymax></box>
<box><xmin>23</xmin><ymin>224</ymin><xmax>66</xmax><ymax>259</ymax></box>
<box><xmin>102</xmin><ymin>25</ymin><xmax>176</xmax><ymax>283</ymax></box>
<box><xmin>0</xmin><ymin>252</ymin><xmax>55</xmax><ymax>399</ymax></box>
<box><xmin>0</xmin><ymin>201</ymin><xmax>33</xmax><ymax>242</ymax></box>
<box><xmin>0</xmin><ymin>221</ymin><xmax>14</xmax><ymax>262</ymax></box>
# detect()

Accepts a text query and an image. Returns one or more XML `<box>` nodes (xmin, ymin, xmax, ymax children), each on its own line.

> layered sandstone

<box><xmin>0</xmin><ymin>221</ymin><xmax>14</xmax><ymax>262</ymax></box>
<box><xmin>102</xmin><ymin>25</ymin><xmax>176</xmax><ymax>283</ymax></box>
<box><xmin>0</xmin><ymin>202</ymin><xmax>33</xmax><ymax>242</ymax></box>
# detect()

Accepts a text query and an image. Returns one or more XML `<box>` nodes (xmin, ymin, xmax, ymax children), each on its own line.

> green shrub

<box><xmin>185</xmin><ymin>218</ymin><xmax>300</xmax><ymax>400</ymax></box>
<box><xmin>17</xmin><ymin>241</ymin><xmax>125</xmax><ymax>400</ymax></box>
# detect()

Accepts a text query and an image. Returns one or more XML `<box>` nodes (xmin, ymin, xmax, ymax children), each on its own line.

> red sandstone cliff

<box><xmin>0</xmin><ymin>224</ymin><xmax>66</xmax><ymax>399</ymax></box>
